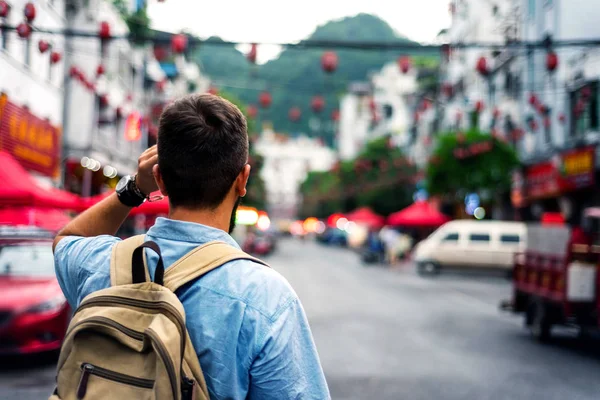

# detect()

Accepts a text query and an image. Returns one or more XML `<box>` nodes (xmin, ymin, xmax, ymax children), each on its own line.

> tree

<box><xmin>426</xmin><ymin>129</ymin><xmax>519</xmax><ymax>201</ymax></box>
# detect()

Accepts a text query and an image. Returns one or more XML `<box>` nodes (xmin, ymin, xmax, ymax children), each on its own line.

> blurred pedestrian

<box><xmin>53</xmin><ymin>94</ymin><xmax>330</xmax><ymax>399</ymax></box>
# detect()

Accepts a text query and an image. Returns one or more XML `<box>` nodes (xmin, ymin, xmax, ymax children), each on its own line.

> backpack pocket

<box><xmin>76</xmin><ymin>363</ymin><xmax>155</xmax><ymax>399</ymax></box>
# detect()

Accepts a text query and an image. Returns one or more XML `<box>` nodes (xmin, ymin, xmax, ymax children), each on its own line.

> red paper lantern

<box><xmin>321</xmin><ymin>51</ymin><xmax>338</xmax><ymax>74</ymax></box>
<box><xmin>442</xmin><ymin>83</ymin><xmax>453</xmax><ymax>97</ymax></box>
<box><xmin>247</xmin><ymin>43</ymin><xmax>257</xmax><ymax>64</ymax></box>
<box><xmin>259</xmin><ymin>91</ymin><xmax>272</xmax><ymax>108</ymax></box>
<box><xmin>0</xmin><ymin>1</ymin><xmax>9</xmax><ymax>18</ymax></box>
<box><xmin>493</xmin><ymin>107</ymin><xmax>501</xmax><ymax>119</ymax></box>
<box><xmin>289</xmin><ymin>107</ymin><xmax>301</xmax><ymax>122</ymax></box>
<box><xmin>537</xmin><ymin>103</ymin><xmax>548</xmax><ymax>115</ymax></box>
<box><xmin>153</xmin><ymin>46</ymin><xmax>168</xmax><ymax>62</ymax></box>
<box><xmin>398</xmin><ymin>56</ymin><xmax>411</xmax><ymax>74</ymax></box>
<box><xmin>331</xmin><ymin>109</ymin><xmax>340</xmax><ymax>122</ymax></box>
<box><xmin>156</xmin><ymin>79</ymin><xmax>167</xmax><ymax>92</ymax></box>
<box><xmin>207</xmin><ymin>86</ymin><xmax>218</xmax><ymax>95</ymax></box>
<box><xmin>16</xmin><ymin>22</ymin><xmax>32</xmax><ymax>39</ymax></box>
<box><xmin>99</xmin><ymin>94</ymin><xmax>109</xmax><ymax>107</ymax></box>
<box><xmin>50</xmin><ymin>51</ymin><xmax>61</xmax><ymax>64</ymax></box>
<box><xmin>476</xmin><ymin>57</ymin><xmax>489</xmax><ymax>76</ymax></box>
<box><xmin>475</xmin><ymin>100</ymin><xmax>484</xmax><ymax>113</ymax></box>
<box><xmin>23</xmin><ymin>2</ymin><xmax>35</xmax><ymax>22</ymax></box>
<box><xmin>38</xmin><ymin>40</ymin><xmax>50</xmax><ymax>53</ymax></box>
<box><xmin>528</xmin><ymin>93</ymin><xmax>538</xmax><ymax>106</ymax></box>
<box><xmin>247</xmin><ymin>105</ymin><xmax>258</xmax><ymax>119</ymax></box>
<box><xmin>546</xmin><ymin>51</ymin><xmax>558</xmax><ymax>72</ymax></box>
<box><xmin>86</xmin><ymin>81</ymin><xmax>95</xmax><ymax>92</ymax></box>
<box><xmin>69</xmin><ymin>66</ymin><xmax>79</xmax><ymax>77</ymax></box>
<box><xmin>311</xmin><ymin>96</ymin><xmax>325</xmax><ymax>113</ymax></box>
<box><xmin>96</xmin><ymin>64</ymin><xmax>105</xmax><ymax>76</ymax></box>
<box><xmin>171</xmin><ymin>34</ymin><xmax>187</xmax><ymax>54</ymax></box>
<box><xmin>99</xmin><ymin>21</ymin><xmax>111</xmax><ymax>40</ymax></box>
<box><xmin>558</xmin><ymin>113</ymin><xmax>566</xmax><ymax>124</ymax></box>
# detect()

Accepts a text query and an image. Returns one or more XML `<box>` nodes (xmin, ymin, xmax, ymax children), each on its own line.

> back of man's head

<box><xmin>157</xmin><ymin>94</ymin><xmax>248</xmax><ymax>209</ymax></box>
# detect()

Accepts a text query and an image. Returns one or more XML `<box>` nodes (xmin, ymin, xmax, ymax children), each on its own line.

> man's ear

<box><xmin>236</xmin><ymin>164</ymin><xmax>251</xmax><ymax>197</ymax></box>
<box><xmin>153</xmin><ymin>164</ymin><xmax>168</xmax><ymax>196</ymax></box>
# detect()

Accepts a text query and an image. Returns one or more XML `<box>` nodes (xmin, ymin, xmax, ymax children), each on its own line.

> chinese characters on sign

<box><xmin>0</xmin><ymin>94</ymin><xmax>61</xmax><ymax>177</ymax></box>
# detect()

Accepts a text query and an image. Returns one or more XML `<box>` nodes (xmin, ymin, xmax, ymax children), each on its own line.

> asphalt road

<box><xmin>2</xmin><ymin>238</ymin><xmax>600</xmax><ymax>399</ymax></box>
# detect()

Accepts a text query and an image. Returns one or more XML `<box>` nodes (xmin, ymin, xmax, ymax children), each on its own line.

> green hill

<box><xmin>193</xmin><ymin>13</ymin><xmax>435</xmax><ymax>145</ymax></box>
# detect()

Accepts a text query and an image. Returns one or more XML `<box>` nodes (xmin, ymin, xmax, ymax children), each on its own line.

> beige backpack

<box><xmin>50</xmin><ymin>235</ymin><xmax>268</xmax><ymax>400</ymax></box>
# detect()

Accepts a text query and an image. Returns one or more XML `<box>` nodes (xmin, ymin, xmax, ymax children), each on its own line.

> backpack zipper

<box><xmin>146</xmin><ymin>328</ymin><xmax>179</xmax><ymax>400</ymax></box>
<box><xmin>76</xmin><ymin>296</ymin><xmax>186</xmax><ymax>337</ymax></box>
<box><xmin>77</xmin><ymin>363</ymin><xmax>155</xmax><ymax>399</ymax></box>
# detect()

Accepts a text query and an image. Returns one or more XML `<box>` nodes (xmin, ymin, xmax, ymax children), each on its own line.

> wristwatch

<box><xmin>116</xmin><ymin>175</ymin><xmax>146</xmax><ymax>207</ymax></box>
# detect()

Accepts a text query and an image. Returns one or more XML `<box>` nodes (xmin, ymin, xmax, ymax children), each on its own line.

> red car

<box><xmin>0</xmin><ymin>238</ymin><xmax>71</xmax><ymax>355</ymax></box>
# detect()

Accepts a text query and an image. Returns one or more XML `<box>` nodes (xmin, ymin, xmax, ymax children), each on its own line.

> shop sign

<box><xmin>524</xmin><ymin>146</ymin><xmax>595</xmax><ymax>201</ymax></box>
<box><xmin>0</xmin><ymin>93</ymin><xmax>61</xmax><ymax>177</ymax></box>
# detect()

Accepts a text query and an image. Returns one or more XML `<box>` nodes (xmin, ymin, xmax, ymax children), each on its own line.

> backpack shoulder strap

<box><xmin>110</xmin><ymin>234</ymin><xmax>148</xmax><ymax>286</ymax></box>
<box><xmin>163</xmin><ymin>241</ymin><xmax>269</xmax><ymax>293</ymax></box>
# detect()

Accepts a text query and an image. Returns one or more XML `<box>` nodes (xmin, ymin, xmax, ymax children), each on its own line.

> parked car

<box><xmin>0</xmin><ymin>237</ymin><xmax>71</xmax><ymax>355</ymax></box>
<box><xmin>242</xmin><ymin>231</ymin><xmax>276</xmax><ymax>256</ymax></box>
<box><xmin>316</xmin><ymin>228</ymin><xmax>348</xmax><ymax>247</ymax></box>
<box><xmin>414</xmin><ymin>220</ymin><xmax>526</xmax><ymax>275</ymax></box>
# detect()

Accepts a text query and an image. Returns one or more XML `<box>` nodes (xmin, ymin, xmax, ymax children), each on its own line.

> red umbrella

<box><xmin>346</xmin><ymin>207</ymin><xmax>385</xmax><ymax>229</ymax></box>
<box><xmin>387</xmin><ymin>201</ymin><xmax>450</xmax><ymax>227</ymax></box>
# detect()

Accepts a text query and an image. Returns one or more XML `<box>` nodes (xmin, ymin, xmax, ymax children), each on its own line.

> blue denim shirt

<box><xmin>54</xmin><ymin>218</ymin><xmax>330</xmax><ymax>400</ymax></box>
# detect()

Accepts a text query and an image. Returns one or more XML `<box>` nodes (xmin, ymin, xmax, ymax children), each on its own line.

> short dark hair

<box><xmin>157</xmin><ymin>94</ymin><xmax>248</xmax><ymax>209</ymax></box>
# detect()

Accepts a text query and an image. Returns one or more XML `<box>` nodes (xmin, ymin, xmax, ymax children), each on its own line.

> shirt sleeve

<box><xmin>248</xmin><ymin>298</ymin><xmax>331</xmax><ymax>400</ymax></box>
<box><xmin>54</xmin><ymin>235</ymin><xmax>120</xmax><ymax>308</ymax></box>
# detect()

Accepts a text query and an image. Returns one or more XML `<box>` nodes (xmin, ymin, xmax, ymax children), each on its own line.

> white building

<box><xmin>338</xmin><ymin>62</ymin><xmax>417</xmax><ymax>161</ymax></box>
<box><xmin>255</xmin><ymin>129</ymin><xmax>336</xmax><ymax>219</ymax></box>
<box><xmin>0</xmin><ymin>0</ymin><xmax>66</xmax><ymax>182</ymax></box>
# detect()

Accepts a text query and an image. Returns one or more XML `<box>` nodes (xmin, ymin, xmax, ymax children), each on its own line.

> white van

<box><xmin>413</xmin><ymin>220</ymin><xmax>526</xmax><ymax>274</ymax></box>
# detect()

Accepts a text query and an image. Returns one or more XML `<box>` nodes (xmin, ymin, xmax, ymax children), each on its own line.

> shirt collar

<box><xmin>147</xmin><ymin>217</ymin><xmax>240</xmax><ymax>249</ymax></box>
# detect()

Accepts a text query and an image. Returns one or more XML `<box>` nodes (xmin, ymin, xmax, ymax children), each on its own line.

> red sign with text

<box><xmin>524</xmin><ymin>146</ymin><xmax>595</xmax><ymax>201</ymax></box>
<box><xmin>0</xmin><ymin>94</ymin><xmax>61</xmax><ymax>178</ymax></box>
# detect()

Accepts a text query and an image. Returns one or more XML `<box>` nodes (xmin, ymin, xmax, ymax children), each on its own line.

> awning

<box><xmin>79</xmin><ymin>190</ymin><xmax>170</xmax><ymax>216</ymax></box>
<box><xmin>0</xmin><ymin>152</ymin><xmax>81</xmax><ymax>210</ymax></box>
<box><xmin>346</xmin><ymin>207</ymin><xmax>385</xmax><ymax>229</ymax></box>
<box><xmin>387</xmin><ymin>201</ymin><xmax>451</xmax><ymax>228</ymax></box>
<box><xmin>0</xmin><ymin>207</ymin><xmax>72</xmax><ymax>232</ymax></box>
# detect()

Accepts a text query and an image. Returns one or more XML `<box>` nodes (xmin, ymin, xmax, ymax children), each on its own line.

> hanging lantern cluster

<box><xmin>476</xmin><ymin>56</ymin><xmax>489</xmax><ymax>77</ymax></box>
<box><xmin>50</xmin><ymin>51</ymin><xmax>61</xmax><ymax>64</ymax></box>
<box><xmin>311</xmin><ymin>96</ymin><xmax>325</xmax><ymax>113</ymax></box>
<box><xmin>96</xmin><ymin>64</ymin><xmax>106</xmax><ymax>76</ymax></box>
<box><xmin>398</xmin><ymin>56</ymin><xmax>411</xmax><ymax>74</ymax></box>
<box><xmin>38</xmin><ymin>40</ymin><xmax>49</xmax><ymax>53</ymax></box>
<box><xmin>24</xmin><ymin>2</ymin><xmax>35</xmax><ymax>22</ymax></box>
<box><xmin>99</xmin><ymin>21</ymin><xmax>111</xmax><ymax>41</ymax></box>
<box><xmin>259</xmin><ymin>91</ymin><xmax>272</xmax><ymax>108</ymax></box>
<box><xmin>16</xmin><ymin>22</ymin><xmax>32</xmax><ymax>39</ymax></box>
<box><xmin>289</xmin><ymin>107</ymin><xmax>301</xmax><ymax>122</ymax></box>
<box><xmin>321</xmin><ymin>51</ymin><xmax>338</xmax><ymax>74</ymax></box>
<box><xmin>247</xmin><ymin>43</ymin><xmax>258</xmax><ymax>64</ymax></box>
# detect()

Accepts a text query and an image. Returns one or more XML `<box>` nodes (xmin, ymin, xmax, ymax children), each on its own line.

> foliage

<box><xmin>426</xmin><ymin>129</ymin><xmax>519</xmax><ymax>200</ymax></box>
<box><xmin>299</xmin><ymin>135</ymin><xmax>415</xmax><ymax>218</ymax></box>
<box><xmin>112</xmin><ymin>0</ymin><xmax>152</xmax><ymax>44</ymax></box>
<box><xmin>193</xmin><ymin>14</ymin><xmax>438</xmax><ymax>143</ymax></box>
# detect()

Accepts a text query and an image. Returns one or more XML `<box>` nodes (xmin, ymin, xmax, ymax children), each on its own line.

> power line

<box><xmin>5</xmin><ymin>25</ymin><xmax>600</xmax><ymax>50</ymax></box>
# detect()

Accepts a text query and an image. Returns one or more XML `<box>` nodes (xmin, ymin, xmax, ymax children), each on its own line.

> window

<box><xmin>469</xmin><ymin>233</ymin><xmax>490</xmax><ymax>242</ymax></box>
<box><xmin>500</xmin><ymin>234</ymin><xmax>521</xmax><ymax>244</ymax></box>
<box><xmin>442</xmin><ymin>233</ymin><xmax>459</xmax><ymax>242</ymax></box>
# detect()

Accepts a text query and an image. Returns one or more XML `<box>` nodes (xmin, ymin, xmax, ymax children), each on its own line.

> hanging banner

<box><xmin>0</xmin><ymin>93</ymin><xmax>61</xmax><ymax>177</ymax></box>
<box><xmin>124</xmin><ymin>111</ymin><xmax>142</xmax><ymax>141</ymax></box>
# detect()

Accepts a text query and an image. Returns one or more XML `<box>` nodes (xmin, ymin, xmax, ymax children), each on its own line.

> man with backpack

<box><xmin>52</xmin><ymin>94</ymin><xmax>330</xmax><ymax>399</ymax></box>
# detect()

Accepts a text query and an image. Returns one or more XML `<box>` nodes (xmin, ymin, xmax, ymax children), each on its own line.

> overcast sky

<box><xmin>148</xmin><ymin>0</ymin><xmax>451</xmax><ymax>63</ymax></box>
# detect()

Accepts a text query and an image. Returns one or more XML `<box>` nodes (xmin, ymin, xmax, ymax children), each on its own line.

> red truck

<box><xmin>506</xmin><ymin>220</ymin><xmax>600</xmax><ymax>341</ymax></box>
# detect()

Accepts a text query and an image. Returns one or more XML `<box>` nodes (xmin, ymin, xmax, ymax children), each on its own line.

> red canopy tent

<box><xmin>346</xmin><ymin>207</ymin><xmax>385</xmax><ymax>229</ymax></box>
<box><xmin>387</xmin><ymin>201</ymin><xmax>451</xmax><ymax>227</ymax></box>
<box><xmin>0</xmin><ymin>207</ymin><xmax>72</xmax><ymax>232</ymax></box>
<box><xmin>0</xmin><ymin>152</ymin><xmax>81</xmax><ymax>209</ymax></box>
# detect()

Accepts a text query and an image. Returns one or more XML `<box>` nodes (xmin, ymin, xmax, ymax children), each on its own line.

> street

<box><xmin>2</xmin><ymin>238</ymin><xmax>600</xmax><ymax>399</ymax></box>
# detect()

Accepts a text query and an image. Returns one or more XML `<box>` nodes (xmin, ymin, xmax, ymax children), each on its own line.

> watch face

<box><xmin>116</xmin><ymin>176</ymin><xmax>131</xmax><ymax>192</ymax></box>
